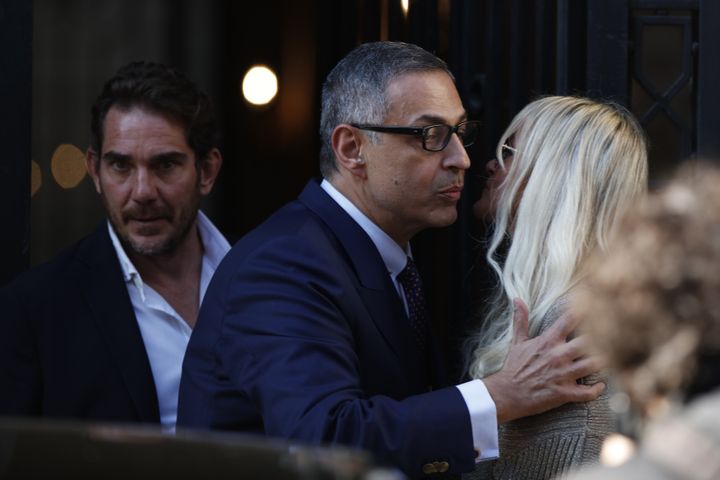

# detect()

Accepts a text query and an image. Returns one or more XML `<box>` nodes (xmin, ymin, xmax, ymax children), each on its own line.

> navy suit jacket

<box><xmin>178</xmin><ymin>180</ymin><xmax>475</xmax><ymax>477</ymax></box>
<box><xmin>0</xmin><ymin>224</ymin><xmax>160</xmax><ymax>423</ymax></box>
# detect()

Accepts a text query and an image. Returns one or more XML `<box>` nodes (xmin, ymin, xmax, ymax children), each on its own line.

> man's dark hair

<box><xmin>90</xmin><ymin>61</ymin><xmax>219</xmax><ymax>162</ymax></box>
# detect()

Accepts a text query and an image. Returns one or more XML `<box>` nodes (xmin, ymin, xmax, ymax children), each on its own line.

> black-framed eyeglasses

<box><xmin>351</xmin><ymin>120</ymin><xmax>481</xmax><ymax>152</ymax></box>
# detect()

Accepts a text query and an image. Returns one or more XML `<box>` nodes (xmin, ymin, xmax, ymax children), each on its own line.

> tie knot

<box><xmin>397</xmin><ymin>257</ymin><xmax>421</xmax><ymax>287</ymax></box>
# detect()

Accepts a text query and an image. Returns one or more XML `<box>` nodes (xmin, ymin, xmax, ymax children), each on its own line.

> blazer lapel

<box><xmin>355</xmin><ymin>286</ymin><xmax>428</xmax><ymax>389</ymax></box>
<box><xmin>298</xmin><ymin>181</ymin><xmax>428</xmax><ymax>389</ymax></box>
<box><xmin>76</xmin><ymin>224</ymin><xmax>160</xmax><ymax>422</ymax></box>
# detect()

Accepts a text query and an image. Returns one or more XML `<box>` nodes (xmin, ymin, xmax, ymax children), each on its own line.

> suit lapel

<box><xmin>76</xmin><ymin>224</ymin><xmax>160</xmax><ymax>422</ymax></box>
<box><xmin>355</xmin><ymin>286</ymin><xmax>428</xmax><ymax>389</ymax></box>
<box><xmin>298</xmin><ymin>181</ymin><xmax>428</xmax><ymax>389</ymax></box>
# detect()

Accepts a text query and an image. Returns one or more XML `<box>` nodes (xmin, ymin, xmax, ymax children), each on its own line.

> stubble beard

<box><xmin>121</xmin><ymin>209</ymin><xmax>198</xmax><ymax>257</ymax></box>
<box><xmin>102</xmin><ymin>191</ymin><xmax>202</xmax><ymax>258</ymax></box>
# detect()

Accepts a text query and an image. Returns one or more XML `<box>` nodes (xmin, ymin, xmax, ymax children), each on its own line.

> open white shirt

<box><xmin>321</xmin><ymin>179</ymin><xmax>499</xmax><ymax>460</ymax></box>
<box><xmin>108</xmin><ymin>211</ymin><xmax>230</xmax><ymax>432</ymax></box>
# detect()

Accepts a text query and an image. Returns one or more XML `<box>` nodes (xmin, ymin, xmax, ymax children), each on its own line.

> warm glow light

<box><xmin>242</xmin><ymin>65</ymin><xmax>278</xmax><ymax>106</ymax></box>
<box><xmin>600</xmin><ymin>433</ymin><xmax>636</xmax><ymax>467</ymax></box>
<box><xmin>51</xmin><ymin>143</ymin><xmax>86</xmax><ymax>188</ymax></box>
<box><xmin>401</xmin><ymin>0</ymin><xmax>410</xmax><ymax>16</ymax></box>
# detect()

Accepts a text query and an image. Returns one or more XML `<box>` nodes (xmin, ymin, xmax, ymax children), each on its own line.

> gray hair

<box><xmin>319</xmin><ymin>41</ymin><xmax>453</xmax><ymax>178</ymax></box>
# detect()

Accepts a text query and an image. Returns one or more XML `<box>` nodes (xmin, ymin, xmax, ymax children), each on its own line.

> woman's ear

<box><xmin>331</xmin><ymin>124</ymin><xmax>367</xmax><ymax>178</ymax></box>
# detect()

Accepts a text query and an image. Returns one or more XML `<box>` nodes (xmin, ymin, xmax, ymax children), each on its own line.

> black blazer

<box><xmin>0</xmin><ymin>224</ymin><xmax>159</xmax><ymax>423</ymax></box>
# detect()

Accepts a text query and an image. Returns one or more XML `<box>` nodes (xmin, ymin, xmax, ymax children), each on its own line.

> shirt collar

<box><xmin>195</xmin><ymin>210</ymin><xmax>231</xmax><ymax>270</ymax></box>
<box><xmin>108</xmin><ymin>220</ymin><xmax>140</xmax><ymax>286</ymax></box>
<box><xmin>320</xmin><ymin>179</ymin><xmax>410</xmax><ymax>279</ymax></box>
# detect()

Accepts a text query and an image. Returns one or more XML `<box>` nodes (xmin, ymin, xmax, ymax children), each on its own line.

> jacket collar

<box><xmin>75</xmin><ymin>224</ymin><xmax>160</xmax><ymax>422</ymax></box>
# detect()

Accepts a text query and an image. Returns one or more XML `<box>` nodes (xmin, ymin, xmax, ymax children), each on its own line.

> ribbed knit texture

<box><xmin>465</xmin><ymin>297</ymin><xmax>614</xmax><ymax>480</ymax></box>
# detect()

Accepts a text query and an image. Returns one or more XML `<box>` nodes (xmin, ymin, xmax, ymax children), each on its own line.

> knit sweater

<box><xmin>465</xmin><ymin>297</ymin><xmax>613</xmax><ymax>480</ymax></box>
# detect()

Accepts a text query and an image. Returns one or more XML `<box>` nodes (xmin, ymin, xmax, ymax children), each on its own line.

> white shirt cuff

<box><xmin>456</xmin><ymin>379</ymin><xmax>499</xmax><ymax>462</ymax></box>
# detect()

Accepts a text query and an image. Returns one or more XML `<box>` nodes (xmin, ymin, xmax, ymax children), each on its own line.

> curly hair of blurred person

<box><xmin>466</xmin><ymin>96</ymin><xmax>648</xmax><ymax>379</ymax></box>
<box><xmin>564</xmin><ymin>163</ymin><xmax>720</xmax><ymax>480</ymax></box>
<box><xmin>572</xmin><ymin>162</ymin><xmax>720</xmax><ymax>412</ymax></box>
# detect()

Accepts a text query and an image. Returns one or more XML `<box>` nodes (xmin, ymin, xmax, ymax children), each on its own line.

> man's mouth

<box><xmin>438</xmin><ymin>185</ymin><xmax>463</xmax><ymax>201</ymax></box>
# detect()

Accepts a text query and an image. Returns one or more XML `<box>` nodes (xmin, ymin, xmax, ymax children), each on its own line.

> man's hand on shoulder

<box><xmin>483</xmin><ymin>298</ymin><xmax>605</xmax><ymax>424</ymax></box>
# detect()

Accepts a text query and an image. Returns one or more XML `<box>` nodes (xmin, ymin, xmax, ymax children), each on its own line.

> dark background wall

<box><xmin>0</xmin><ymin>0</ymin><xmax>32</xmax><ymax>286</ymax></box>
<box><xmin>3</xmin><ymin>0</ymin><xmax>719</xmax><ymax>379</ymax></box>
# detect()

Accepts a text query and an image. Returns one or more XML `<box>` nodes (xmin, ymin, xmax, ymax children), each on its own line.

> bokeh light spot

<box><xmin>242</xmin><ymin>65</ymin><xmax>278</xmax><ymax>106</ymax></box>
<box><xmin>51</xmin><ymin>143</ymin><xmax>86</xmax><ymax>188</ymax></box>
<box><xmin>600</xmin><ymin>433</ymin><xmax>636</xmax><ymax>467</ymax></box>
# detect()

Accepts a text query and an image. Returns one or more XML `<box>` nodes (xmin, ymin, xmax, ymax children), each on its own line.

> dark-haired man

<box><xmin>0</xmin><ymin>62</ymin><xmax>228</xmax><ymax>431</ymax></box>
<box><xmin>178</xmin><ymin>42</ymin><xmax>602</xmax><ymax>477</ymax></box>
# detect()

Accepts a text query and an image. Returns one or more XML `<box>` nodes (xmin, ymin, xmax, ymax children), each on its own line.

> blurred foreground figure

<box><xmin>569</xmin><ymin>162</ymin><xmax>720</xmax><ymax>480</ymax></box>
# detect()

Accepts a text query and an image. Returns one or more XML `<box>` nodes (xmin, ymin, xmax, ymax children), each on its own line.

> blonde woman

<box><xmin>466</xmin><ymin>96</ymin><xmax>648</xmax><ymax>479</ymax></box>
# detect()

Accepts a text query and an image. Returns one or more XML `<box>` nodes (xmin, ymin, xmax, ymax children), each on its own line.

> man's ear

<box><xmin>198</xmin><ymin>148</ymin><xmax>223</xmax><ymax>196</ymax></box>
<box><xmin>331</xmin><ymin>124</ymin><xmax>367</xmax><ymax>178</ymax></box>
<box><xmin>85</xmin><ymin>149</ymin><xmax>102</xmax><ymax>194</ymax></box>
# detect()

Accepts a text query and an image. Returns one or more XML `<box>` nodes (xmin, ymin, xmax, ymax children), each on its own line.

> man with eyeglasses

<box><xmin>178</xmin><ymin>42</ymin><xmax>602</xmax><ymax>478</ymax></box>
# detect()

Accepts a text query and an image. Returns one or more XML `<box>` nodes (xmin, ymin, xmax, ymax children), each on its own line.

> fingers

<box><xmin>545</xmin><ymin>310</ymin><xmax>581</xmax><ymax>341</ymax></box>
<box><xmin>564</xmin><ymin>381</ymin><xmax>606</xmax><ymax>403</ymax></box>
<box><xmin>565</xmin><ymin>355</ymin><xmax>604</xmax><ymax>381</ymax></box>
<box><xmin>550</xmin><ymin>332</ymin><xmax>604</xmax><ymax>381</ymax></box>
<box><xmin>556</xmin><ymin>334</ymin><xmax>591</xmax><ymax>361</ymax></box>
<box><xmin>511</xmin><ymin>298</ymin><xmax>529</xmax><ymax>344</ymax></box>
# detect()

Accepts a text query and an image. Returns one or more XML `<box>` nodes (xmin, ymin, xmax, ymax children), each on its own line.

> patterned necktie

<box><xmin>397</xmin><ymin>256</ymin><xmax>429</xmax><ymax>352</ymax></box>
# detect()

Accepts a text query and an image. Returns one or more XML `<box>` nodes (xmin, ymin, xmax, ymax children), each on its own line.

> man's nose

<box><xmin>132</xmin><ymin>168</ymin><xmax>158</xmax><ymax>203</ymax></box>
<box><xmin>443</xmin><ymin>134</ymin><xmax>471</xmax><ymax>171</ymax></box>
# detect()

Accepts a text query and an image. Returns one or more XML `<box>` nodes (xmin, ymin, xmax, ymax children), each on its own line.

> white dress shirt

<box><xmin>321</xmin><ymin>179</ymin><xmax>499</xmax><ymax>460</ymax></box>
<box><xmin>108</xmin><ymin>211</ymin><xmax>230</xmax><ymax>432</ymax></box>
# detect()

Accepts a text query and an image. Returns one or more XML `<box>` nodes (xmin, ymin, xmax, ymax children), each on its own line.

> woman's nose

<box><xmin>486</xmin><ymin>158</ymin><xmax>499</xmax><ymax>175</ymax></box>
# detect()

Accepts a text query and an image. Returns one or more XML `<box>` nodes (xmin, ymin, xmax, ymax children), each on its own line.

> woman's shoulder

<box><xmin>536</xmin><ymin>294</ymin><xmax>570</xmax><ymax>335</ymax></box>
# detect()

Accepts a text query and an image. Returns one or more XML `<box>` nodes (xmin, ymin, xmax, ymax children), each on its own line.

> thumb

<box><xmin>511</xmin><ymin>298</ymin><xmax>529</xmax><ymax>344</ymax></box>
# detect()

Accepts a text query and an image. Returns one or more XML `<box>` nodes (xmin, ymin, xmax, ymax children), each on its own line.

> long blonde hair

<box><xmin>467</xmin><ymin>96</ymin><xmax>648</xmax><ymax>378</ymax></box>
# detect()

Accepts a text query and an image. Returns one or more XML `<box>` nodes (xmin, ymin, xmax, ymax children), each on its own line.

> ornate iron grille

<box><xmin>631</xmin><ymin>7</ymin><xmax>697</xmax><ymax>179</ymax></box>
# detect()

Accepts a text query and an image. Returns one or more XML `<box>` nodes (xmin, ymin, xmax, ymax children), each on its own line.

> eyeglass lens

<box><xmin>425</xmin><ymin>122</ymin><xmax>479</xmax><ymax>151</ymax></box>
